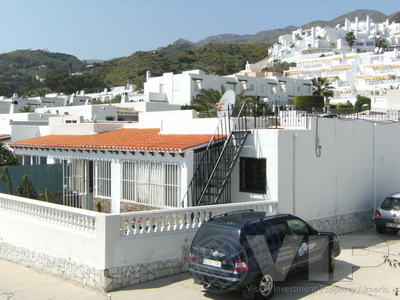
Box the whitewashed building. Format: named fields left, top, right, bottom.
left=143, top=69, right=312, bottom=106
left=284, top=49, right=400, bottom=105
left=267, top=16, right=400, bottom=65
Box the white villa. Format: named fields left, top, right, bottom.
left=143, top=69, right=313, bottom=106
left=3, top=104, right=400, bottom=291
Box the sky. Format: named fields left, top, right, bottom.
left=0, top=0, right=398, bottom=60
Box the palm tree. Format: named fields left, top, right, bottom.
left=345, top=31, right=356, bottom=48
left=19, top=105, right=34, bottom=113
left=311, top=77, right=334, bottom=99
left=193, top=86, right=226, bottom=117
left=375, top=37, right=387, bottom=49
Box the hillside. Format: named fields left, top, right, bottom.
left=0, top=8, right=398, bottom=96
left=0, top=50, right=85, bottom=95
left=91, top=42, right=269, bottom=88
left=390, top=11, right=400, bottom=23
left=180, top=9, right=389, bottom=45
left=302, top=9, right=387, bottom=29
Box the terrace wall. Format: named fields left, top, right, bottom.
left=0, top=193, right=277, bottom=291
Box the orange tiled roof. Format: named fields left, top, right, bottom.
left=0, top=134, right=10, bottom=140
left=10, top=128, right=218, bottom=152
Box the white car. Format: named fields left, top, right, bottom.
left=374, top=193, right=400, bottom=233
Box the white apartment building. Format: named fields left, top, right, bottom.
left=267, top=16, right=400, bottom=65
left=143, top=69, right=312, bottom=106
left=284, top=49, right=400, bottom=104
left=84, top=84, right=143, bottom=102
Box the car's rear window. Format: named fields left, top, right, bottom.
left=192, top=223, right=242, bottom=250
left=381, top=197, right=400, bottom=210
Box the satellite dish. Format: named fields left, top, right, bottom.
left=216, top=90, right=236, bottom=117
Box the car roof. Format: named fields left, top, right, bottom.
left=387, top=193, right=400, bottom=198
left=208, top=211, right=292, bottom=229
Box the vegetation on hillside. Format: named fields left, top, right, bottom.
left=0, top=43, right=268, bottom=96
left=0, top=49, right=85, bottom=95
left=262, top=62, right=296, bottom=75
left=91, top=42, right=268, bottom=89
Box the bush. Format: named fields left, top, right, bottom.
left=294, top=96, right=324, bottom=111
left=354, top=95, right=371, bottom=112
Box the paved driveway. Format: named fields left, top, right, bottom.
left=1, top=228, right=400, bottom=300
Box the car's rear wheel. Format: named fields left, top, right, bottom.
left=376, top=225, right=386, bottom=234
left=256, top=273, right=275, bottom=299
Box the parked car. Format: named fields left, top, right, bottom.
left=188, top=210, right=341, bottom=299
left=374, top=193, right=400, bottom=233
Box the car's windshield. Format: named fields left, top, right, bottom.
left=381, top=197, right=400, bottom=210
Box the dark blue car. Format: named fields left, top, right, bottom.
left=188, top=211, right=341, bottom=299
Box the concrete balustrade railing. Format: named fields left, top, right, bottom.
left=0, top=193, right=98, bottom=234
left=118, top=200, right=278, bottom=237
left=0, top=193, right=278, bottom=291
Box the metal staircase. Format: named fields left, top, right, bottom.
left=182, top=102, right=250, bottom=206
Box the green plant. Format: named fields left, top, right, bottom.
left=375, top=37, right=387, bottom=49
left=16, top=175, right=38, bottom=199
left=0, top=166, right=13, bottom=194
left=294, top=96, right=324, bottom=111
left=345, top=31, right=356, bottom=48
left=193, top=86, right=226, bottom=117
left=96, top=201, right=102, bottom=212
left=19, top=105, right=35, bottom=113
left=354, top=95, right=371, bottom=112
left=311, top=77, right=334, bottom=99
left=0, top=143, right=20, bottom=166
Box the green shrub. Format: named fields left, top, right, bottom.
left=354, top=95, right=371, bottom=112
left=294, top=96, right=324, bottom=111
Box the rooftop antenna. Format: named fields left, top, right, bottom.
left=216, top=90, right=236, bottom=117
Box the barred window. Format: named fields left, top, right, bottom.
left=94, top=160, right=111, bottom=198
left=122, top=161, right=181, bottom=208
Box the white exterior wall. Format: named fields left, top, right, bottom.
left=144, top=70, right=312, bottom=106
left=276, top=119, right=374, bottom=221
left=36, top=105, right=118, bottom=121
left=226, top=118, right=400, bottom=224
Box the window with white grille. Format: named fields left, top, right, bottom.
left=94, top=160, right=111, bottom=198
left=122, top=160, right=181, bottom=208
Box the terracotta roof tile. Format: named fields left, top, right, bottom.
left=0, top=134, right=10, bottom=140
left=10, top=128, right=220, bottom=152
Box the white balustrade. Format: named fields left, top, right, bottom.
left=0, top=193, right=97, bottom=234
left=118, top=200, right=278, bottom=237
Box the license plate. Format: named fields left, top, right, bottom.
left=203, top=258, right=222, bottom=268
left=387, top=223, right=400, bottom=228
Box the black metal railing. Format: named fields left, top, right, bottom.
left=182, top=102, right=250, bottom=207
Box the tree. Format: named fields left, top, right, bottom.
left=354, top=95, right=371, bottom=112
left=193, top=86, right=226, bottom=117
left=375, top=37, right=387, bottom=49
left=345, top=32, right=356, bottom=48
left=311, top=77, right=334, bottom=99
left=0, top=143, right=20, bottom=166
left=0, top=83, right=14, bottom=98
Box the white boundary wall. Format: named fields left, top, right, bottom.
left=0, top=193, right=277, bottom=291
